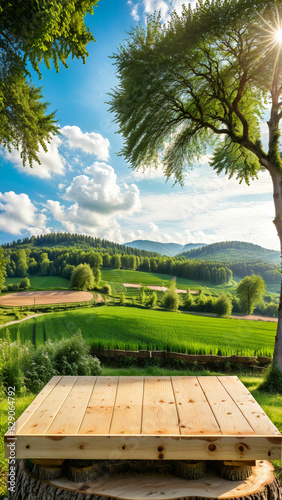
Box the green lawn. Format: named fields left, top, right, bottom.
left=101, top=268, right=237, bottom=296
left=4, top=275, right=70, bottom=290
left=2, top=305, right=276, bottom=356
left=0, top=371, right=281, bottom=497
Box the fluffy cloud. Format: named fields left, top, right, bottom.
left=128, top=0, right=140, bottom=21
left=47, top=162, right=140, bottom=239
left=3, top=136, right=66, bottom=179
left=0, top=192, right=48, bottom=235
left=61, top=126, right=110, bottom=161
left=129, top=0, right=197, bottom=22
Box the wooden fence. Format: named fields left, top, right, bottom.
left=91, top=347, right=272, bottom=368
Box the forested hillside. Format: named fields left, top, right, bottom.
left=178, top=241, right=280, bottom=265
left=1, top=233, right=280, bottom=286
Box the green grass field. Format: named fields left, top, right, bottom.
left=1, top=305, right=276, bottom=356
left=101, top=268, right=238, bottom=296
left=4, top=275, right=70, bottom=290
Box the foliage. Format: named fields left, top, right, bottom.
left=184, top=289, right=194, bottom=309
left=0, top=0, right=99, bottom=167
left=261, top=364, right=282, bottom=393
left=0, top=330, right=30, bottom=394
left=214, top=293, right=233, bottom=317
left=162, top=280, right=179, bottom=311
left=147, top=291, right=157, bottom=308
left=101, top=283, right=111, bottom=294
left=119, top=293, right=126, bottom=305
left=237, top=275, right=266, bottom=314
left=53, top=332, right=102, bottom=377
left=70, top=263, right=95, bottom=290
left=0, top=249, right=6, bottom=291
left=22, top=332, right=102, bottom=392
left=139, top=286, right=146, bottom=305
left=19, top=277, right=30, bottom=290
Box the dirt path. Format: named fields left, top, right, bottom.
left=183, top=311, right=278, bottom=322
left=0, top=313, right=47, bottom=329
left=0, top=290, right=95, bottom=306
left=123, top=283, right=196, bottom=294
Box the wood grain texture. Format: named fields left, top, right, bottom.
left=171, top=376, right=221, bottom=435
left=218, top=376, right=281, bottom=435
left=5, top=376, right=282, bottom=460
left=79, top=376, right=118, bottom=434
left=18, top=376, right=77, bottom=435
left=46, top=376, right=96, bottom=435
left=11, top=435, right=282, bottom=460
left=142, top=377, right=179, bottom=434
left=198, top=376, right=254, bottom=435
left=110, top=377, right=144, bottom=434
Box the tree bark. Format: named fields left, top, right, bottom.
left=9, top=459, right=282, bottom=500
left=270, top=168, right=282, bottom=370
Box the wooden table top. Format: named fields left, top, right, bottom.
left=5, top=376, right=282, bottom=460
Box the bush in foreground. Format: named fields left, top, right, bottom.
left=260, top=363, right=282, bottom=393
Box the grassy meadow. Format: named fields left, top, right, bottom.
left=1, top=305, right=276, bottom=356
left=4, top=275, right=70, bottom=290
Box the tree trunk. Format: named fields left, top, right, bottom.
left=270, top=169, right=282, bottom=370
left=9, top=459, right=282, bottom=500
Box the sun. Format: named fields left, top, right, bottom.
left=275, top=28, right=282, bottom=43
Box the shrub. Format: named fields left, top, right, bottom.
left=214, top=293, right=232, bottom=317
left=119, top=293, right=126, bottom=305
left=261, top=364, right=282, bottom=393
left=147, top=292, right=157, bottom=308
left=0, top=330, right=31, bottom=394
left=139, top=287, right=146, bottom=305
left=54, top=332, right=102, bottom=376
left=102, top=284, right=111, bottom=295
left=25, top=340, right=57, bottom=392
left=162, top=281, right=179, bottom=311
left=19, top=277, right=30, bottom=290
left=184, top=289, right=194, bottom=310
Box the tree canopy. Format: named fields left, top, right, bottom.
left=0, top=0, right=98, bottom=167
left=0, top=248, right=6, bottom=290
left=109, top=0, right=282, bottom=184
left=237, top=275, right=266, bottom=314
left=109, top=0, right=282, bottom=372
left=70, top=263, right=95, bottom=290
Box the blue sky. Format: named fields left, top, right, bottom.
left=0, top=0, right=278, bottom=249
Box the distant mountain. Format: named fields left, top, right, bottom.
left=177, top=241, right=280, bottom=265
left=124, top=240, right=206, bottom=257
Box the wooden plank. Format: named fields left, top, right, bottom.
left=11, top=376, right=62, bottom=434
left=218, top=376, right=281, bottom=436
left=79, top=376, right=118, bottom=435
left=18, top=376, right=77, bottom=435
left=110, top=377, right=144, bottom=434
left=198, top=376, right=254, bottom=435
left=142, top=377, right=179, bottom=435
left=11, top=435, right=282, bottom=460
left=46, top=377, right=96, bottom=435
left=171, top=376, right=221, bottom=436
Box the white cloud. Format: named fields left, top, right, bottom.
left=133, top=0, right=197, bottom=22
left=47, top=162, right=140, bottom=239
left=0, top=192, right=48, bottom=235
left=128, top=0, right=140, bottom=21
left=3, top=136, right=66, bottom=179
left=60, top=125, right=110, bottom=161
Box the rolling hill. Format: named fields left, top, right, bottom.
left=177, top=241, right=280, bottom=265
left=124, top=240, right=206, bottom=257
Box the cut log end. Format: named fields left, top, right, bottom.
left=9, top=459, right=282, bottom=500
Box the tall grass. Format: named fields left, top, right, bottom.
left=1, top=306, right=275, bottom=357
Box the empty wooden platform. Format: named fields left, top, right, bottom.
left=5, top=376, right=282, bottom=460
